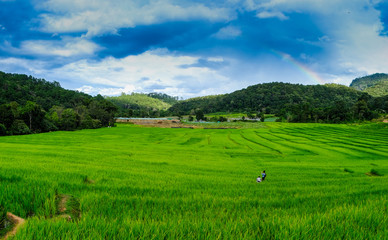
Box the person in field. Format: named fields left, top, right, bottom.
left=256, top=176, right=261, bottom=183
left=262, top=170, right=266, bottom=181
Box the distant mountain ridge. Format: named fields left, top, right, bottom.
left=350, top=73, right=388, bottom=97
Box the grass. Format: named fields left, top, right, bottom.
left=367, top=169, right=384, bottom=176
left=202, top=112, right=279, bottom=122
left=0, top=123, right=387, bottom=239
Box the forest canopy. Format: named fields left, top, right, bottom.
left=168, top=82, right=388, bottom=123
left=0, top=71, right=117, bottom=135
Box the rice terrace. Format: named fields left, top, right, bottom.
left=0, top=122, right=387, bottom=239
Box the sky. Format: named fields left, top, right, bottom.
left=0, top=0, right=388, bottom=99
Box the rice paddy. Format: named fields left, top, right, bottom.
left=0, top=123, right=387, bottom=239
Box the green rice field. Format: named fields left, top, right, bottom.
left=0, top=123, right=387, bottom=239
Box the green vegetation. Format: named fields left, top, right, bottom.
left=0, top=71, right=90, bottom=110
left=168, top=82, right=385, bottom=123
left=106, top=93, right=176, bottom=118
left=205, top=112, right=247, bottom=119
left=0, top=72, right=118, bottom=135
left=0, top=123, right=387, bottom=239
left=363, top=80, right=388, bottom=97
left=201, top=113, right=276, bottom=122
left=350, top=73, right=388, bottom=93
left=368, top=169, right=383, bottom=176
left=169, top=82, right=365, bottom=115
left=147, top=92, right=179, bottom=105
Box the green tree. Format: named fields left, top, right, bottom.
left=21, top=101, right=45, bottom=132
left=61, top=109, right=80, bottom=130
left=88, top=99, right=118, bottom=126
left=259, top=112, right=265, bottom=122
left=195, top=109, right=205, bottom=121
left=354, top=100, right=370, bottom=121
left=0, top=104, right=14, bottom=129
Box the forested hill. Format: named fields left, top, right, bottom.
left=0, top=71, right=90, bottom=110
left=147, top=92, right=179, bottom=105
left=106, top=93, right=177, bottom=118
left=0, top=71, right=117, bottom=135
left=169, top=82, right=363, bottom=115
left=350, top=73, right=388, bottom=97
left=168, top=82, right=387, bottom=123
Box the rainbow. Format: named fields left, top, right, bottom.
left=270, top=49, right=325, bottom=85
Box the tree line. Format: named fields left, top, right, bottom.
left=0, top=72, right=117, bottom=135
left=168, top=82, right=388, bottom=123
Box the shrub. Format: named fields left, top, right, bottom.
left=218, top=116, right=228, bottom=122
left=209, top=117, right=218, bottom=122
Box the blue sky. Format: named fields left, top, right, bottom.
left=1, top=0, right=388, bottom=98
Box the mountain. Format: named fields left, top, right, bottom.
left=362, top=81, right=388, bottom=97
left=350, top=73, right=388, bottom=97
left=169, top=82, right=363, bottom=115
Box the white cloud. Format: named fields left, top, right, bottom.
left=0, top=57, right=50, bottom=75
left=0, top=50, right=240, bottom=98
left=256, top=11, right=288, bottom=20
left=333, top=21, right=388, bottom=78
left=18, top=37, right=101, bottom=57
left=77, top=85, right=139, bottom=96
left=37, top=0, right=234, bottom=36
left=212, top=26, right=242, bottom=39
left=40, top=49, right=231, bottom=98
left=2, top=37, right=100, bottom=57
left=255, top=0, right=366, bottom=14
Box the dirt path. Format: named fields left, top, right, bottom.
left=2, top=194, right=79, bottom=239
left=56, top=195, right=72, bottom=221
left=4, top=212, right=25, bottom=240
left=58, top=195, right=70, bottom=213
